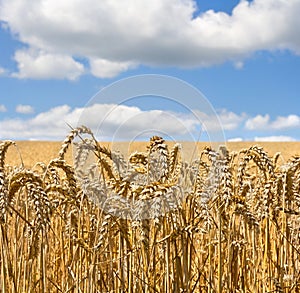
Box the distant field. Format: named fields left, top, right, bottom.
left=6, top=140, right=300, bottom=167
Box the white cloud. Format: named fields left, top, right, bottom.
left=0, top=104, right=202, bottom=140
left=217, top=109, right=247, bottom=130
left=15, top=104, right=34, bottom=114
left=70, top=104, right=202, bottom=140
left=0, top=104, right=7, bottom=112
left=0, top=67, right=6, bottom=75
left=254, top=135, right=297, bottom=142
left=1, top=105, right=299, bottom=141
left=194, top=109, right=246, bottom=132
left=228, top=137, right=243, bottom=142
left=0, top=105, right=71, bottom=140
left=1, top=0, right=300, bottom=79
left=245, top=114, right=300, bottom=130
left=271, top=115, right=300, bottom=129
left=245, top=114, right=270, bottom=130
left=89, top=58, right=136, bottom=78
left=12, top=49, right=85, bottom=80
left=234, top=61, right=244, bottom=70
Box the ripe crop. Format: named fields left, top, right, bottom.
left=1, top=126, right=300, bottom=292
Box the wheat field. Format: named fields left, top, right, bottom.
left=1, top=126, right=300, bottom=292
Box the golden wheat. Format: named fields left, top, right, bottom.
left=0, top=128, right=300, bottom=292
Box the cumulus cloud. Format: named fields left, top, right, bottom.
left=89, top=58, right=136, bottom=78
left=234, top=61, right=244, bottom=70
left=73, top=103, right=200, bottom=140
left=271, top=115, right=300, bottom=129
left=0, top=105, right=71, bottom=139
left=1, top=0, right=300, bottom=79
left=1, top=104, right=299, bottom=141
left=245, top=114, right=270, bottom=130
left=0, top=103, right=248, bottom=140
left=194, top=109, right=246, bottom=132
left=228, top=137, right=243, bottom=142
left=12, top=49, right=85, bottom=80
left=217, top=109, right=247, bottom=130
left=0, top=67, right=6, bottom=76
left=0, top=104, right=7, bottom=112
left=0, top=104, right=204, bottom=140
left=15, top=104, right=35, bottom=114
left=254, top=136, right=297, bottom=142
left=245, top=114, right=300, bottom=130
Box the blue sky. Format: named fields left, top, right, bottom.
left=0, top=0, right=300, bottom=141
